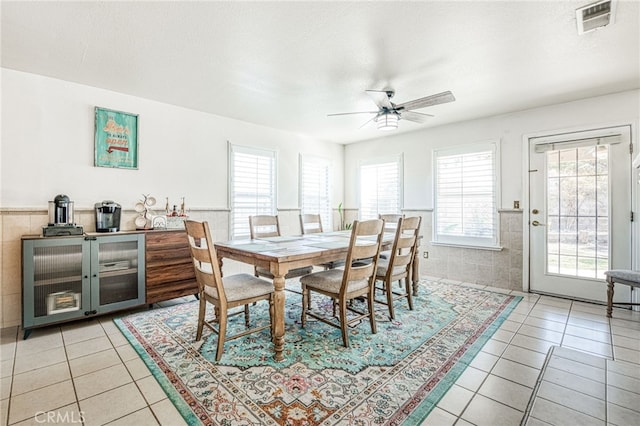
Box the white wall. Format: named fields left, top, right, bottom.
left=1, top=68, right=344, bottom=211
left=344, top=90, right=639, bottom=289
left=344, top=90, right=640, bottom=211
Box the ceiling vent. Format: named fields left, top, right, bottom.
left=576, top=0, right=616, bottom=34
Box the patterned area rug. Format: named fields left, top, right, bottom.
left=115, top=280, right=521, bottom=425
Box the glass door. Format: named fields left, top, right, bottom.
left=22, top=237, right=91, bottom=329
left=90, top=234, right=145, bottom=313
left=529, top=126, right=633, bottom=302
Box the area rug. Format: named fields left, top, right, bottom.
left=114, top=279, right=521, bottom=425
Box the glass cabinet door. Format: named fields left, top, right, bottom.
left=22, top=237, right=91, bottom=329
left=90, top=234, right=145, bottom=313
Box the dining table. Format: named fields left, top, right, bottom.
left=214, top=230, right=420, bottom=361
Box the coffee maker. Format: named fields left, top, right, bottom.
left=95, top=200, right=121, bottom=232
left=43, top=194, right=84, bottom=237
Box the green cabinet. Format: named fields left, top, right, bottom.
left=22, top=233, right=145, bottom=337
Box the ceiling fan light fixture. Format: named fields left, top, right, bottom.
left=376, top=112, right=399, bottom=131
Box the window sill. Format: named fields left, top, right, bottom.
left=430, top=241, right=504, bottom=251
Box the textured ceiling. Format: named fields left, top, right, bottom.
left=2, top=1, right=639, bottom=144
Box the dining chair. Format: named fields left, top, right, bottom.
left=378, top=214, right=404, bottom=259
left=185, top=220, right=275, bottom=361
left=299, top=213, right=323, bottom=234
left=379, top=213, right=404, bottom=233
left=300, top=219, right=385, bottom=347
left=373, top=216, right=422, bottom=319
left=249, top=215, right=281, bottom=239
left=249, top=215, right=313, bottom=279
left=300, top=213, right=344, bottom=270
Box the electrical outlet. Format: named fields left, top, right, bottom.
left=422, top=251, right=429, bottom=259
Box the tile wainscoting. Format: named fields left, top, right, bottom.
left=413, top=209, right=524, bottom=291
left=0, top=208, right=231, bottom=329
left=0, top=207, right=524, bottom=328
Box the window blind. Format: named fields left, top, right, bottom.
left=300, top=155, right=332, bottom=230
left=229, top=144, right=276, bottom=239
left=434, top=143, right=498, bottom=247
left=359, top=157, right=402, bottom=220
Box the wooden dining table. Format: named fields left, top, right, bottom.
left=214, top=230, right=420, bottom=361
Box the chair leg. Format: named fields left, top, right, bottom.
left=405, top=277, right=414, bottom=311
left=339, top=297, right=349, bottom=347
left=301, top=286, right=308, bottom=328
left=215, top=310, right=228, bottom=362
left=367, top=291, right=377, bottom=335
left=607, top=278, right=614, bottom=318
left=195, top=296, right=206, bottom=341
left=385, top=279, right=396, bottom=320
left=244, top=305, right=250, bottom=327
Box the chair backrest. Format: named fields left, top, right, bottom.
left=184, top=220, right=226, bottom=302
left=379, top=213, right=404, bottom=234
left=386, top=216, right=422, bottom=278
left=300, top=214, right=324, bottom=235
left=341, top=219, right=385, bottom=294
left=249, top=215, right=280, bottom=239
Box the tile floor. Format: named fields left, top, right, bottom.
left=522, top=345, right=640, bottom=426
left=1, top=279, right=639, bottom=426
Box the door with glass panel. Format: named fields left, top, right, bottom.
left=529, top=126, right=632, bottom=302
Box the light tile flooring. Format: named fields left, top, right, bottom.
left=1, top=280, right=639, bottom=426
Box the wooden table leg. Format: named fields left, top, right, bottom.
left=272, top=271, right=286, bottom=362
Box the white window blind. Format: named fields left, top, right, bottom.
left=229, top=144, right=276, bottom=239
left=434, top=142, right=499, bottom=247
left=300, top=155, right=332, bottom=230
left=359, top=157, right=403, bottom=220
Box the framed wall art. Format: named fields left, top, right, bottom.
left=94, top=107, right=139, bottom=169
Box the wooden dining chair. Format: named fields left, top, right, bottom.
left=300, top=219, right=384, bottom=347
left=299, top=213, right=323, bottom=234
left=249, top=215, right=313, bottom=279
left=184, top=220, right=275, bottom=361
left=249, top=215, right=281, bottom=239
left=378, top=214, right=404, bottom=259
left=373, top=216, right=422, bottom=319
left=300, top=213, right=344, bottom=270
left=379, top=213, right=404, bottom=233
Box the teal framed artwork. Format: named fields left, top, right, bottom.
left=94, top=107, right=139, bottom=169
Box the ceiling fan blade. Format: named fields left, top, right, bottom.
left=366, top=90, right=393, bottom=109
left=327, top=111, right=378, bottom=117
left=401, top=110, right=434, bottom=123
left=395, top=91, right=456, bottom=111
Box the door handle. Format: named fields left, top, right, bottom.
left=531, top=220, right=546, bottom=226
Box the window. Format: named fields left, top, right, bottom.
left=229, top=144, right=276, bottom=239
left=300, top=155, right=332, bottom=230
left=359, top=156, right=403, bottom=220
left=433, top=141, right=500, bottom=248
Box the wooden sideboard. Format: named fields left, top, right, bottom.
left=145, top=230, right=198, bottom=304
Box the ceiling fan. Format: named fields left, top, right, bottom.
left=328, top=89, right=456, bottom=131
